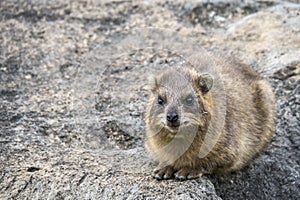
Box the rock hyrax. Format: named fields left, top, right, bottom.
left=145, top=55, right=275, bottom=181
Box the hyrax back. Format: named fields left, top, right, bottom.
left=145, top=56, right=275, bottom=181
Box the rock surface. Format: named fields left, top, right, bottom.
left=0, top=0, right=299, bottom=199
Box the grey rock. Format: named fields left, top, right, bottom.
left=0, top=147, right=220, bottom=199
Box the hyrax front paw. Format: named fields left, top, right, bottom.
left=152, top=165, right=175, bottom=180
left=174, top=168, right=203, bottom=181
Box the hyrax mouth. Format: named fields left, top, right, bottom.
left=167, top=122, right=180, bottom=128
left=166, top=127, right=179, bottom=134
left=166, top=122, right=180, bottom=133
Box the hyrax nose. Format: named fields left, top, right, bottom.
left=167, top=111, right=179, bottom=123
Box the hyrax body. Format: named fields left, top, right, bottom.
left=145, top=55, right=275, bottom=181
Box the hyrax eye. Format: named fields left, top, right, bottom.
left=185, top=96, right=194, bottom=105
left=157, top=96, right=164, bottom=105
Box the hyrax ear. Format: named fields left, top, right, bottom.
left=198, top=73, right=213, bottom=94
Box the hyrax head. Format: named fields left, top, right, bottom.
left=146, top=66, right=213, bottom=134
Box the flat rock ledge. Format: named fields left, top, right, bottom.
left=1, top=147, right=219, bottom=200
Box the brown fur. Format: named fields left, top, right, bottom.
left=145, top=55, right=275, bottom=180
